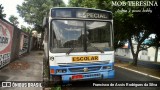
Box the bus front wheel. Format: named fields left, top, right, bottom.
left=50, top=75, right=62, bottom=85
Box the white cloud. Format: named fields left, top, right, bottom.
left=63, top=0, right=69, bottom=5
left=0, top=0, right=31, bottom=28
left=0, top=0, right=69, bottom=28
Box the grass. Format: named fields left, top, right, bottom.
left=51, top=86, right=62, bottom=90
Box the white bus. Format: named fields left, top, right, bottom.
left=43, top=7, right=115, bottom=84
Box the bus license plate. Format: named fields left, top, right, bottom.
left=71, top=74, right=83, bottom=80
left=72, top=56, right=99, bottom=62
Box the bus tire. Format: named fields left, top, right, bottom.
left=50, top=75, right=62, bottom=85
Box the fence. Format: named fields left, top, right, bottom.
left=0, top=18, right=34, bottom=68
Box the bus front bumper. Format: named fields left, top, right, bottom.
left=61, top=70, right=114, bottom=83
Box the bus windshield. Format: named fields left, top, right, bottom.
left=50, top=20, right=112, bottom=53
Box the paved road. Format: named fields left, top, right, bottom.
left=64, top=67, right=160, bottom=90
left=0, top=51, right=43, bottom=90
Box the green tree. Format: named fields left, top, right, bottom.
left=147, top=0, right=160, bottom=62
left=9, top=15, right=19, bottom=26
left=17, top=0, right=65, bottom=28
left=69, top=0, right=158, bottom=66
left=126, top=13, right=153, bottom=66
left=69, top=0, right=112, bottom=10
left=17, top=0, right=65, bottom=49
left=69, top=0, right=97, bottom=8
left=21, top=25, right=32, bottom=33
left=0, top=4, right=6, bottom=19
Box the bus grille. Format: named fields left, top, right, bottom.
left=69, top=66, right=101, bottom=72
left=58, top=61, right=109, bottom=67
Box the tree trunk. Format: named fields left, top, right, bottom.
left=128, top=37, right=140, bottom=66
left=132, top=54, right=138, bottom=66
left=154, top=46, right=159, bottom=62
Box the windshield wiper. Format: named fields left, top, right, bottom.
left=87, top=38, right=104, bottom=53
left=66, top=47, right=74, bottom=55
left=66, top=40, right=104, bottom=55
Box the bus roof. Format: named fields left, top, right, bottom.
left=50, top=7, right=112, bottom=14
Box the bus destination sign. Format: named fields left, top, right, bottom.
left=76, top=12, right=108, bottom=19
left=51, top=8, right=112, bottom=20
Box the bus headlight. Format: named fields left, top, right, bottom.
left=56, top=69, right=67, bottom=73
left=103, top=66, right=111, bottom=69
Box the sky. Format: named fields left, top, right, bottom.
left=0, top=0, right=69, bottom=28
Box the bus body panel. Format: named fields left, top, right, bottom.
left=48, top=51, right=115, bottom=82
left=49, top=51, right=114, bottom=66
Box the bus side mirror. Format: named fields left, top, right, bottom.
left=43, top=17, right=48, bottom=27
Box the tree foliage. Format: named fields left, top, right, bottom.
left=70, top=0, right=97, bottom=8
left=21, top=25, right=32, bottom=33
left=17, top=0, right=65, bottom=50
left=69, top=0, right=160, bottom=66
left=9, top=15, right=19, bottom=26
left=147, top=0, right=160, bottom=62
left=0, top=4, right=6, bottom=19
left=17, top=0, right=65, bottom=32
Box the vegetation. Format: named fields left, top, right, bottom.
left=17, top=0, right=65, bottom=49
left=69, top=0, right=160, bottom=66
left=149, top=2, right=160, bottom=62
left=0, top=4, right=6, bottom=19
left=17, top=0, right=65, bottom=32
left=21, top=25, right=32, bottom=33
left=9, top=15, right=19, bottom=26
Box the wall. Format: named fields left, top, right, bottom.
left=115, top=48, right=132, bottom=58
left=0, top=19, right=14, bottom=68
left=0, top=19, right=32, bottom=68
left=19, top=32, right=29, bottom=56
left=115, top=47, right=160, bottom=62
left=10, top=26, right=21, bottom=61
left=158, top=49, right=160, bottom=60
